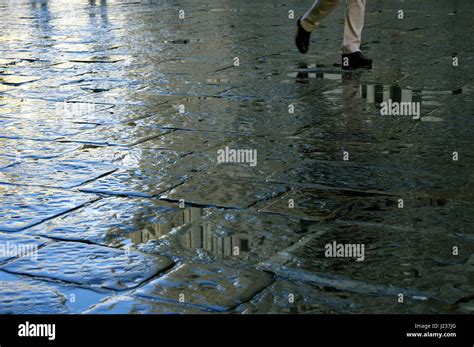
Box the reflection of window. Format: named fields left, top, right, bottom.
left=360, top=84, right=422, bottom=104
left=199, top=226, right=204, bottom=249
left=240, top=239, right=249, bottom=252
left=183, top=209, right=191, bottom=223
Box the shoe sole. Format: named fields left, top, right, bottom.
left=342, top=65, right=372, bottom=71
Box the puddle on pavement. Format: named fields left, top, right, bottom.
left=287, top=63, right=470, bottom=109
left=128, top=206, right=305, bottom=265
left=128, top=207, right=254, bottom=260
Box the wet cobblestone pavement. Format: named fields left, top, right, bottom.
left=0, top=0, right=473, bottom=314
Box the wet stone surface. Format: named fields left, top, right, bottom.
left=24, top=197, right=185, bottom=247
left=2, top=242, right=174, bottom=291
left=237, top=279, right=452, bottom=314
left=0, top=0, right=472, bottom=313
left=0, top=184, right=98, bottom=232
left=0, top=156, right=16, bottom=169
left=1, top=118, right=98, bottom=141
left=132, top=207, right=307, bottom=266
left=63, top=124, right=171, bottom=147
left=282, top=224, right=474, bottom=305
left=0, top=280, right=68, bottom=314
left=0, top=270, right=111, bottom=313
left=138, top=129, right=231, bottom=153
left=84, top=295, right=209, bottom=314
left=162, top=176, right=288, bottom=209
left=0, top=159, right=116, bottom=189
left=0, top=233, right=49, bottom=263
left=0, top=138, right=80, bottom=159
left=134, top=263, right=274, bottom=312
left=259, top=188, right=356, bottom=221
left=77, top=148, right=188, bottom=197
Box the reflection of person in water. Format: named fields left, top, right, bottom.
left=295, top=0, right=372, bottom=70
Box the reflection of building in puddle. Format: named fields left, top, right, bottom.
left=129, top=207, right=252, bottom=257
left=290, top=63, right=468, bottom=106
left=181, top=224, right=251, bottom=257
left=129, top=207, right=204, bottom=244
left=360, top=84, right=421, bottom=105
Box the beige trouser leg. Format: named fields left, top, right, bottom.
left=342, top=0, right=366, bottom=54
left=300, top=0, right=366, bottom=54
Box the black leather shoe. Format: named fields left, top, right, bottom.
left=341, top=51, right=372, bottom=70
left=295, top=18, right=311, bottom=54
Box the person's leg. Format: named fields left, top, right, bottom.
left=342, top=0, right=366, bottom=54
left=341, top=0, right=372, bottom=70
left=300, top=0, right=341, bottom=32
left=295, top=0, right=340, bottom=54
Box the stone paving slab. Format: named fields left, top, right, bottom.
left=2, top=241, right=174, bottom=291
left=238, top=279, right=362, bottom=314
left=59, top=144, right=129, bottom=165
left=237, top=279, right=451, bottom=314
left=0, top=232, right=49, bottom=263
left=68, top=86, right=153, bottom=106
left=134, top=263, right=274, bottom=312
left=0, top=280, right=68, bottom=314
left=117, top=147, right=185, bottom=168
left=337, top=195, right=474, bottom=234
left=84, top=295, right=209, bottom=314
left=138, top=96, right=286, bottom=134
left=203, top=136, right=305, bottom=182
left=0, top=58, right=16, bottom=66
left=137, top=78, right=229, bottom=98
left=259, top=188, right=357, bottom=221
left=138, top=130, right=230, bottom=153
left=0, top=138, right=80, bottom=159
left=0, top=97, right=112, bottom=121
left=280, top=224, right=474, bottom=305
left=0, top=84, right=14, bottom=93
left=0, top=159, right=116, bottom=189
left=66, top=102, right=170, bottom=125
left=161, top=176, right=288, bottom=209
left=1, top=118, right=98, bottom=141
left=24, top=197, right=184, bottom=247
left=0, top=184, right=98, bottom=232
left=0, top=75, right=40, bottom=86
left=62, top=123, right=171, bottom=147
left=79, top=168, right=186, bottom=198
left=0, top=269, right=111, bottom=314
left=2, top=83, right=86, bottom=103
left=160, top=151, right=220, bottom=179
left=268, top=159, right=465, bottom=196
left=0, top=155, right=16, bottom=169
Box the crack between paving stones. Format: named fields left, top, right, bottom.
left=227, top=274, right=277, bottom=313
left=0, top=241, right=53, bottom=267
left=247, top=187, right=290, bottom=209
left=78, top=189, right=154, bottom=199
left=213, top=65, right=235, bottom=73
left=158, top=197, right=244, bottom=211
left=0, top=248, right=176, bottom=294
left=72, top=168, right=119, bottom=188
